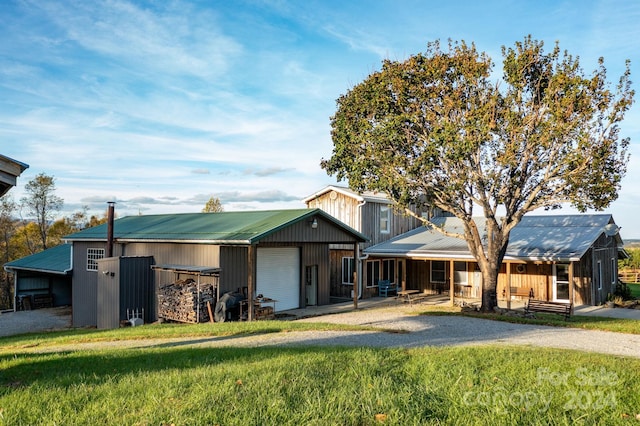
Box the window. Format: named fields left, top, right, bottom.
left=342, top=257, right=355, bottom=285
left=366, top=260, right=380, bottom=287
left=87, top=248, right=105, bottom=271
left=611, top=258, right=617, bottom=288
left=597, top=260, right=603, bottom=290
left=454, top=261, right=468, bottom=285
left=431, top=260, right=446, bottom=283
left=382, top=259, right=395, bottom=284
left=380, top=205, right=390, bottom=234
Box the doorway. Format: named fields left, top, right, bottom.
left=553, top=263, right=570, bottom=302
left=306, top=265, right=318, bottom=306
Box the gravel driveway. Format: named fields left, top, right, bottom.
left=4, top=305, right=639, bottom=359
left=0, top=306, right=72, bottom=337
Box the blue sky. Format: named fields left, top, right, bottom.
left=1, top=0, right=639, bottom=237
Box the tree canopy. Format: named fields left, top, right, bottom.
left=202, top=196, right=224, bottom=213
left=20, top=173, right=63, bottom=250
left=322, top=37, right=634, bottom=311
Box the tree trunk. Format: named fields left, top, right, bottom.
left=480, top=266, right=499, bottom=312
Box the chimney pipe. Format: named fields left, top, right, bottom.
left=107, top=201, right=115, bottom=257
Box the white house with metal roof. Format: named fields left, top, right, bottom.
left=364, top=214, right=625, bottom=306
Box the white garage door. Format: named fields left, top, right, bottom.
left=257, top=247, right=300, bottom=312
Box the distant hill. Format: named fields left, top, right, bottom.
left=625, top=240, right=640, bottom=249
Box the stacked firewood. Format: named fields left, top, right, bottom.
left=157, top=278, right=216, bottom=323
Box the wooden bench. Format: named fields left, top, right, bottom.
left=32, top=294, right=54, bottom=309
left=525, top=299, right=572, bottom=320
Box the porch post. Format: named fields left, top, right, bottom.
left=506, top=262, right=511, bottom=310
left=568, top=261, right=575, bottom=312
left=449, top=259, right=454, bottom=307
left=247, top=244, right=256, bottom=321
left=353, top=242, right=359, bottom=309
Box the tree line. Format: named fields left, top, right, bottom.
left=0, top=173, right=108, bottom=310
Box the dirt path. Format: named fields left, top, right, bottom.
left=5, top=306, right=640, bottom=359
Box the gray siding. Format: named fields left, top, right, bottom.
left=124, top=242, right=220, bottom=292
left=220, top=246, right=248, bottom=295
left=301, top=244, right=330, bottom=305
left=97, top=256, right=155, bottom=329
left=72, top=241, right=108, bottom=327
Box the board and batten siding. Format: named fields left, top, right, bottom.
left=306, top=189, right=423, bottom=247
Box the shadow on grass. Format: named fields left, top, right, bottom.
left=0, top=345, right=356, bottom=389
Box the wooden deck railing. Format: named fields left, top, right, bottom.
left=619, top=269, right=640, bottom=283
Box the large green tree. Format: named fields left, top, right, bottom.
left=322, top=37, right=634, bottom=311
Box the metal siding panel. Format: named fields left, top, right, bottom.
left=302, top=244, right=331, bottom=305
left=97, top=257, right=120, bottom=329
left=119, top=257, right=155, bottom=323
left=72, top=242, right=105, bottom=327
left=220, top=246, right=248, bottom=294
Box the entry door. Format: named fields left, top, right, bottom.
left=306, top=265, right=318, bottom=306
left=553, top=263, right=570, bottom=302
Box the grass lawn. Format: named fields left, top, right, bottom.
left=628, top=283, right=640, bottom=299
left=1, top=320, right=640, bottom=425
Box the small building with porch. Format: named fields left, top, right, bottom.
left=364, top=214, right=625, bottom=307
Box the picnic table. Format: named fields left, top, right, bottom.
left=397, top=289, right=421, bottom=304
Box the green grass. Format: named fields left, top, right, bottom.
left=1, top=313, right=639, bottom=424
left=1, top=344, right=639, bottom=425
left=427, top=311, right=640, bottom=335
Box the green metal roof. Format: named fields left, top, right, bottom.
left=4, top=244, right=72, bottom=275
left=64, top=208, right=367, bottom=244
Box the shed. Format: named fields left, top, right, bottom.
left=4, top=244, right=72, bottom=311
left=96, top=256, right=155, bottom=329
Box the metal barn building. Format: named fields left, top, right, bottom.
left=64, top=208, right=366, bottom=327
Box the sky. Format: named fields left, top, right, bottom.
left=1, top=0, right=639, bottom=237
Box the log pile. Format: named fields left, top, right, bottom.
left=158, top=278, right=216, bottom=323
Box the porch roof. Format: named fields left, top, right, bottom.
left=3, top=244, right=72, bottom=275
left=365, top=214, right=621, bottom=262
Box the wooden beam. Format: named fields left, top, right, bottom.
left=449, top=260, right=454, bottom=306
left=247, top=245, right=256, bottom=321
left=506, top=262, right=511, bottom=310
left=568, top=261, right=574, bottom=312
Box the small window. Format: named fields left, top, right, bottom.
left=431, top=260, right=446, bottom=283
left=87, top=248, right=105, bottom=271
left=611, top=258, right=617, bottom=287
left=342, top=257, right=355, bottom=285
left=454, top=261, right=467, bottom=285
left=380, top=205, right=390, bottom=234
left=597, top=260, right=603, bottom=290
left=366, top=260, right=380, bottom=287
